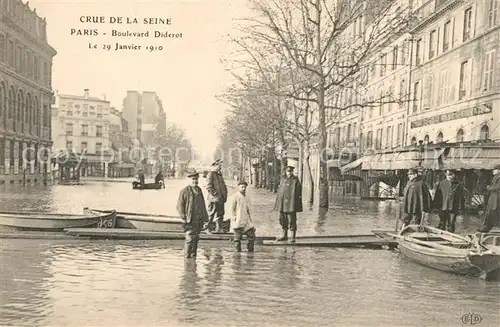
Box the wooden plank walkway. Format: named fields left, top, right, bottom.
left=263, top=234, right=398, bottom=249
left=64, top=228, right=275, bottom=242
left=0, top=231, right=90, bottom=240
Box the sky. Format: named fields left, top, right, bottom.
left=28, top=0, right=251, bottom=161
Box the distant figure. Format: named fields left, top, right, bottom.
left=205, top=159, right=228, bottom=233
left=478, top=169, right=500, bottom=232
left=432, top=169, right=466, bottom=232
left=402, top=168, right=432, bottom=228
left=176, top=171, right=209, bottom=259
left=155, top=171, right=165, bottom=188
left=229, top=180, right=256, bottom=252
left=274, top=165, right=303, bottom=242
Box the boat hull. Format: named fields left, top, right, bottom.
left=0, top=211, right=116, bottom=232
left=394, top=225, right=500, bottom=280
left=132, top=182, right=163, bottom=190
left=88, top=209, right=183, bottom=232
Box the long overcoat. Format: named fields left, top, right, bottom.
left=403, top=176, right=431, bottom=215
left=206, top=170, right=228, bottom=203
left=274, top=175, right=303, bottom=213
left=432, top=179, right=466, bottom=213
left=486, top=173, right=500, bottom=213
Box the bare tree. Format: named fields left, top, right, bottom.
left=227, top=0, right=412, bottom=208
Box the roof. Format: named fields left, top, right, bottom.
left=58, top=94, right=110, bottom=103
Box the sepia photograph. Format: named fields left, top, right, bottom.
left=0, top=0, right=499, bottom=326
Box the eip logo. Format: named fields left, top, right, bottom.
left=461, top=313, right=483, bottom=325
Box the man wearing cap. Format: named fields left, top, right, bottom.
left=229, top=180, right=256, bottom=252
left=478, top=168, right=500, bottom=232
left=402, top=168, right=432, bottom=228
left=205, top=159, right=228, bottom=232
left=176, top=171, right=209, bottom=259
left=432, top=169, right=466, bottom=232
left=274, top=164, right=303, bottom=242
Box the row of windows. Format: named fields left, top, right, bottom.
left=410, top=125, right=490, bottom=145
left=412, top=50, right=496, bottom=113
left=0, top=33, right=52, bottom=87
left=65, top=124, right=104, bottom=137
left=0, top=140, right=48, bottom=169
left=65, top=141, right=102, bottom=154
left=0, top=81, right=50, bottom=129
left=329, top=123, right=491, bottom=150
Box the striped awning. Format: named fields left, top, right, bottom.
left=442, top=147, right=500, bottom=170
left=421, top=148, right=446, bottom=170
left=361, top=154, right=383, bottom=170
left=340, top=156, right=364, bottom=173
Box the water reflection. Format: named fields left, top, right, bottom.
left=178, top=260, right=202, bottom=317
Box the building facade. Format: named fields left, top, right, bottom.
left=408, top=0, right=500, bottom=145
left=122, top=90, right=167, bottom=147
left=51, top=90, right=113, bottom=177
left=0, top=0, right=56, bottom=185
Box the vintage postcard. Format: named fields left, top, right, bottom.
left=0, top=0, right=499, bottom=326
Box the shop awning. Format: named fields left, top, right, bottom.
left=361, top=154, right=383, bottom=170
left=442, top=147, right=500, bottom=170
left=421, top=148, right=446, bottom=170
left=390, top=151, right=422, bottom=170
left=340, top=156, right=364, bottom=173
left=369, top=152, right=400, bottom=170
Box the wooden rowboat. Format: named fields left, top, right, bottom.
left=0, top=210, right=116, bottom=231
left=386, top=225, right=500, bottom=280
left=85, top=208, right=183, bottom=231
left=132, top=181, right=163, bottom=190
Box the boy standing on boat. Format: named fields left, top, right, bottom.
left=205, top=159, right=228, bottom=233
left=229, top=180, right=256, bottom=252
left=177, top=171, right=209, bottom=259
left=402, top=168, right=431, bottom=228
left=432, top=169, right=466, bottom=232
left=274, top=163, right=303, bottom=242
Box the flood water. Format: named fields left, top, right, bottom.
left=0, top=179, right=499, bottom=327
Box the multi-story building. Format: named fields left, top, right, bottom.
left=408, top=0, right=499, bottom=145
left=0, top=0, right=56, bottom=185
left=108, top=107, right=134, bottom=177
left=122, top=90, right=167, bottom=147
left=51, top=89, right=112, bottom=177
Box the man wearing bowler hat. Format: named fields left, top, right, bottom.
left=205, top=159, right=228, bottom=232
left=177, top=170, right=209, bottom=259
left=274, top=161, right=303, bottom=242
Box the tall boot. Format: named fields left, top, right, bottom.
left=276, top=229, right=288, bottom=241
left=215, top=219, right=223, bottom=233
left=290, top=230, right=296, bottom=243
left=235, top=241, right=242, bottom=252
left=247, top=241, right=254, bottom=252
left=191, top=241, right=198, bottom=258
left=184, top=243, right=192, bottom=258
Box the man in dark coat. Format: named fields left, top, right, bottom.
left=402, top=168, right=431, bottom=228
left=177, top=171, right=209, bottom=259
left=478, top=169, right=500, bottom=232
left=138, top=169, right=145, bottom=188
left=432, top=169, right=466, bottom=232
left=155, top=171, right=165, bottom=188
left=205, top=159, right=228, bottom=233
left=274, top=165, right=303, bottom=242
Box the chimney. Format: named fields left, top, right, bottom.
left=84, top=88, right=89, bottom=99
left=102, top=93, right=107, bottom=101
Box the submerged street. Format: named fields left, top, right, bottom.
left=0, top=180, right=499, bottom=327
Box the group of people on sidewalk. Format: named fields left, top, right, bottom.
left=402, top=167, right=500, bottom=233
left=176, top=160, right=303, bottom=259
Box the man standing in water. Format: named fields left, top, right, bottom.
left=206, top=159, right=228, bottom=233
left=177, top=171, right=209, bottom=259
left=274, top=164, right=303, bottom=242
left=402, top=168, right=431, bottom=228
left=229, top=180, right=256, bottom=252
left=478, top=168, right=500, bottom=232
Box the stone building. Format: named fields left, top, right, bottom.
left=0, top=0, right=56, bottom=185
left=51, top=90, right=113, bottom=177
